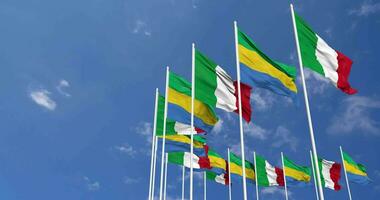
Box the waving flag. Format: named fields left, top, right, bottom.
left=206, top=171, right=229, bottom=186
left=294, top=13, right=357, bottom=94
left=237, top=28, right=298, bottom=99
left=255, top=154, right=284, bottom=187
left=195, top=49, right=252, bottom=122
left=208, top=149, right=227, bottom=174
left=283, top=155, right=311, bottom=186
left=342, top=151, right=370, bottom=185
left=318, top=158, right=342, bottom=191
left=168, top=72, right=218, bottom=132
left=168, top=151, right=211, bottom=170
left=229, top=152, right=255, bottom=181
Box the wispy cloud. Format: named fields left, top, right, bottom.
left=302, top=69, right=331, bottom=95
left=132, top=20, right=151, bottom=36
left=272, top=126, right=299, bottom=152
left=29, top=89, right=57, bottom=111
left=123, top=176, right=141, bottom=184
left=113, top=143, right=137, bottom=157
left=250, top=90, right=276, bottom=111
left=83, top=176, right=100, bottom=191
left=244, top=123, right=269, bottom=140
left=261, top=187, right=291, bottom=197
left=136, top=122, right=153, bottom=143
left=212, top=119, right=224, bottom=134
left=56, top=79, right=71, bottom=97
left=349, top=1, right=380, bottom=16
left=327, top=96, right=380, bottom=135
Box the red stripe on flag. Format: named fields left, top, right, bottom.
left=233, top=81, right=252, bottom=122
left=195, top=127, right=205, bottom=133
left=198, top=156, right=212, bottom=169
left=275, top=167, right=285, bottom=186
left=336, top=51, right=357, bottom=95
left=225, top=159, right=230, bottom=185
left=330, top=163, right=342, bottom=191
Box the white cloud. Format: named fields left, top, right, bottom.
left=83, top=176, right=100, bottom=191
left=349, top=1, right=380, bottom=16
left=132, top=20, right=151, bottom=36
left=244, top=123, right=269, bottom=140
left=212, top=119, right=223, bottom=134
left=124, top=176, right=140, bottom=184
left=250, top=90, right=275, bottom=111
left=56, top=79, right=71, bottom=97
left=327, top=96, right=380, bottom=135
left=114, top=143, right=137, bottom=157
left=261, top=187, right=291, bottom=197
left=29, top=89, right=57, bottom=111
left=271, top=126, right=299, bottom=152
left=136, top=122, right=153, bottom=143
left=302, top=68, right=331, bottom=95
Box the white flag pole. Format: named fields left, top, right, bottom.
left=182, top=165, right=185, bottom=200
left=204, top=171, right=207, bottom=200
left=281, top=152, right=289, bottom=200
left=159, top=67, right=170, bottom=200
left=310, top=150, right=320, bottom=200
left=289, top=4, right=325, bottom=200
left=253, top=152, right=259, bottom=200
left=152, top=136, right=159, bottom=200
left=340, top=146, right=353, bottom=200
left=190, top=43, right=195, bottom=200
left=148, top=89, right=159, bottom=200
left=233, top=20, right=248, bottom=200
left=163, top=153, right=168, bottom=200
left=228, top=148, right=232, bottom=200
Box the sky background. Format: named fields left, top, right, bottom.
left=0, top=0, right=380, bottom=199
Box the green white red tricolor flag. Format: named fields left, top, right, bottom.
left=295, top=13, right=357, bottom=94
left=319, top=158, right=342, bottom=191
left=255, top=154, right=284, bottom=187
left=167, top=152, right=211, bottom=169
left=206, top=171, right=229, bottom=186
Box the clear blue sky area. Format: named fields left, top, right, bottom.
left=0, top=0, right=379, bottom=199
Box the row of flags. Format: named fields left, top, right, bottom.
left=148, top=4, right=364, bottom=200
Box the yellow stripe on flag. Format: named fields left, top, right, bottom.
left=168, top=88, right=218, bottom=126
left=344, top=161, right=367, bottom=176
left=238, top=45, right=297, bottom=93
left=284, top=166, right=311, bottom=182
left=230, top=162, right=255, bottom=180
left=209, top=155, right=226, bottom=170
left=159, top=135, right=204, bottom=148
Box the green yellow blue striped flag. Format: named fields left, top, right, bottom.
left=283, top=155, right=311, bottom=187
left=342, top=151, right=370, bottom=185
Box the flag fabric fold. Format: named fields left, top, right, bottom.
left=168, top=152, right=211, bottom=170
left=237, top=28, right=298, bottom=99
left=255, top=154, right=284, bottom=187
left=206, top=171, right=229, bottom=186
left=294, top=13, right=357, bottom=94
left=229, top=152, right=255, bottom=181
left=318, top=158, right=342, bottom=191
left=195, top=50, right=252, bottom=122
left=342, top=151, right=370, bottom=185
left=283, top=155, right=311, bottom=187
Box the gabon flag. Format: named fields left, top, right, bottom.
left=294, top=13, right=357, bottom=94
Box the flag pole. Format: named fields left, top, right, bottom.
left=159, top=66, right=170, bottom=200
left=290, top=4, right=325, bottom=200
left=190, top=43, right=195, bottom=200
left=163, top=153, right=168, bottom=200
left=152, top=136, right=159, bottom=200
left=310, top=150, right=320, bottom=200
left=340, top=146, right=353, bottom=200
left=148, top=88, right=159, bottom=200
left=204, top=171, right=207, bottom=200
left=228, top=148, right=232, bottom=200
left=233, top=20, right=248, bottom=200
left=253, top=151, right=259, bottom=200
left=281, top=152, right=289, bottom=200
left=182, top=165, right=185, bottom=200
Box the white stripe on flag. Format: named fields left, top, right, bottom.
left=215, top=66, right=237, bottom=112
left=315, top=35, right=339, bottom=86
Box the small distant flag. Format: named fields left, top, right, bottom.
left=294, top=13, right=357, bottom=94
left=208, top=149, right=227, bottom=174
left=206, top=171, right=229, bottom=186
left=167, top=151, right=211, bottom=170
left=283, top=155, right=311, bottom=186
left=318, top=158, right=342, bottom=191
left=237, top=28, right=298, bottom=99
left=255, top=154, right=284, bottom=187
left=342, top=151, right=370, bottom=185
left=195, top=49, right=252, bottom=122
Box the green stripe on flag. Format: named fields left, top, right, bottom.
left=255, top=154, right=270, bottom=186
left=168, top=152, right=185, bottom=166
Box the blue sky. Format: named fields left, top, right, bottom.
left=0, top=0, right=380, bottom=199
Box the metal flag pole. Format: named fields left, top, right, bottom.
left=152, top=136, right=159, bottom=200
left=340, top=146, right=353, bottom=200
left=159, top=67, right=170, bottom=200
left=281, top=152, right=289, bottom=200
left=204, top=171, right=207, bottom=200
left=182, top=165, right=185, bottom=200
left=190, top=43, right=195, bottom=200
left=253, top=152, right=259, bottom=200
left=310, top=150, right=320, bottom=200
left=228, top=148, right=232, bottom=200
left=289, top=4, right=325, bottom=200
left=163, top=153, right=168, bottom=200
left=148, top=89, right=159, bottom=200
left=233, top=20, right=248, bottom=200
